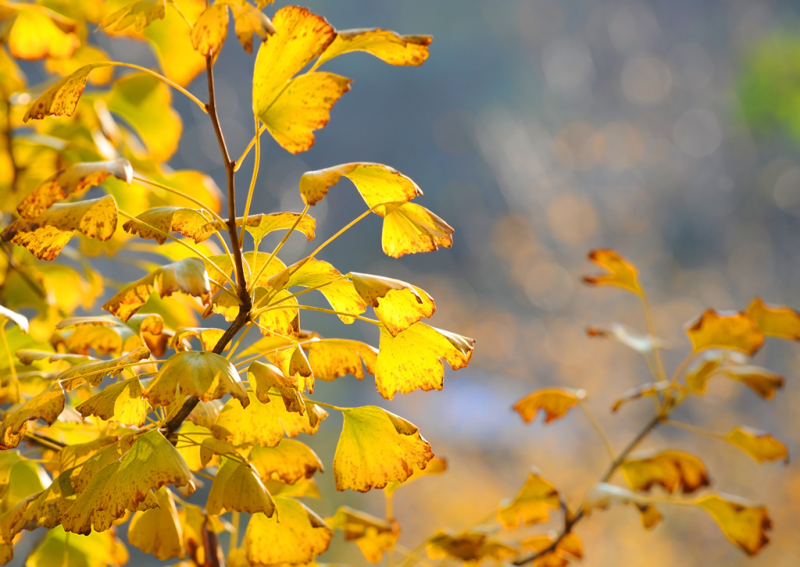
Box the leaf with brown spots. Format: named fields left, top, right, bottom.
left=101, top=0, right=166, bottom=32
left=57, top=346, right=151, bottom=390
left=170, top=327, right=225, bottom=352
left=75, top=377, right=148, bottom=427
left=190, top=4, right=229, bottom=59
left=206, top=458, right=275, bottom=516
left=0, top=385, right=65, bottom=449
left=23, top=63, right=111, bottom=121
left=123, top=206, right=219, bottom=244
left=249, top=439, right=324, bottom=484
left=697, top=495, right=771, bottom=555
left=328, top=506, right=400, bottom=563
left=299, top=162, right=422, bottom=208
left=621, top=450, right=710, bottom=494
left=304, top=338, right=378, bottom=381
left=725, top=427, right=788, bottom=463
left=582, top=249, right=642, bottom=294
left=685, top=309, right=764, bottom=355
left=230, top=2, right=275, bottom=54
left=235, top=212, right=316, bottom=244
left=247, top=360, right=306, bottom=413
left=379, top=202, right=454, bottom=258
left=514, top=388, right=585, bottom=424
left=313, top=29, right=432, bottom=70
left=497, top=470, right=560, bottom=528
left=350, top=272, right=434, bottom=336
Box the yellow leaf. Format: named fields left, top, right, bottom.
left=3, top=4, right=78, bottom=61
left=244, top=497, right=332, bottom=566
left=746, top=297, right=800, bottom=340
left=586, top=323, right=670, bottom=354
left=123, top=206, right=218, bottom=244
left=57, top=346, right=151, bottom=390
left=375, top=322, right=474, bottom=400
left=14, top=468, right=75, bottom=533
left=304, top=338, right=378, bottom=381
left=103, top=257, right=211, bottom=321
left=696, top=494, right=771, bottom=555
left=230, top=2, right=275, bottom=54
left=0, top=385, right=65, bottom=449
left=191, top=4, right=229, bottom=58
left=719, top=366, right=784, bottom=400
left=128, top=487, right=184, bottom=560
left=582, top=482, right=663, bottom=531
left=313, top=29, right=432, bottom=70
left=556, top=533, right=583, bottom=560
left=276, top=258, right=366, bottom=323
left=101, top=0, right=166, bottom=32
left=0, top=45, right=25, bottom=96
left=685, top=309, right=764, bottom=355
left=212, top=392, right=327, bottom=447
left=328, top=506, right=399, bottom=563
left=238, top=212, right=316, bottom=244
left=17, top=158, right=132, bottom=219
left=427, top=530, right=518, bottom=563
left=178, top=503, right=224, bottom=566
left=206, top=251, right=284, bottom=292
left=206, top=458, right=275, bottom=516
left=2, top=196, right=118, bottom=260
left=248, top=360, right=306, bottom=412
left=497, top=471, right=560, bottom=529
left=379, top=202, right=454, bottom=258
left=144, top=0, right=207, bottom=87
left=249, top=439, right=324, bottom=484
left=384, top=457, right=447, bottom=497
left=350, top=272, right=434, bottom=336
left=23, top=63, right=109, bottom=121
left=582, top=249, right=642, bottom=294
left=75, top=377, right=148, bottom=427
left=63, top=430, right=195, bottom=534
left=299, top=162, right=422, bottom=208
left=621, top=450, right=710, bottom=494
left=725, top=426, right=788, bottom=463
left=334, top=406, right=433, bottom=492
left=27, top=526, right=128, bottom=567
left=70, top=435, right=137, bottom=492
left=171, top=327, right=225, bottom=352
left=270, top=344, right=314, bottom=394
left=513, top=388, right=584, bottom=424
left=611, top=382, right=684, bottom=413
left=144, top=351, right=249, bottom=408
left=520, top=533, right=582, bottom=567
left=44, top=44, right=115, bottom=85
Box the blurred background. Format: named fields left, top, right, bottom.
left=14, top=0, right=800, bottom=565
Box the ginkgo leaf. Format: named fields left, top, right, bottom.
left=2, top=196, right=118, bottom=260
left=514, top=388, right=585, bottom=424
left=611, top=382, right=685, bottom=412
left=206, top=251, right=284, bottom=291
left=75, top=377, right=148, bottom=427
left=127, top=487, right=184, bottom=560
left=621, top=450, right=710, bottom=494
left=70, top=435, right=137, bottom=492
left=123, top=206, right=218, bottom=244
left=685, top=310, right=764, bottom=355
left=3, top=4, right=79, bottom=61
left=235, top=212, right=316, bottom=244
left=328, top=506, right=400, bottom=563
left=719, top=366, right=784, bottom=400
left=16, top=350, right=91, bottom=365
left=379, top=202, right=454, bottom=258
left=206, top=458, right=275, bottom=516
left=384, top=457, right=447, bottom=497
left=57, top=346, right=151, bottom=390
left=23, top=63, right=110, bottom=121
left=0, top=305, right=28, bottom=333
left=103, top=257, right=211, bottom=321
left=185, top=399, right=223, bottom=429
left=230, top=2, right=275, bottom=54
left=13, top=468, right=76, bottom=534
left=44, top=44, right=114, bottom=86
left=0, top=385, right=65, bottom=449
left=582, top=249, right=642, bottom=294
left=334, top=406, right=433, bottom=492
left=586, top=323, right=670, bottom=354
left=497, top=470, right=560, bottom=528
left=191, top=4, right=229, bottom=58
left=245, top=497, right=332, bottom=565
left=178, top=504, right=225, bottom=567
left=270, top=344, right=314, bottom=394
left=101, top=0, right=166, bottom=32
left=427, top=530, right=518, bottom=563
left=746, top=298, right=800, bottom=340
left=212, top=392, right=327, bottom=447
left=582, top=482, right=663, bottom=530
left=304, top=339, right=378, bottom=381
left=520, top=533, right=582, bottom=567
left=249, top=439, right=323, bottom=486
left=725, top=427, right=788, bottom=463
left=142, top=0, right=206, bottom=87
left=26, top=526, right=128, bottom=567
left=299, top=163, right=422, bottom=208
left=248, top=360, right=305, bottom=412
left=63, top=430, right=195, bottom=534
left=375, top=322, right=474, bottom=400
left=313, top=29, right=432, bottom=70
left=171, top=327, right=225, bottom=352
left=350, top=272, right=434, bottom=336
left=696, top=494, right=771, bottom=555
left=144, top=351, right=248, bottom=408
left=17, top=158, right=133, bottom=219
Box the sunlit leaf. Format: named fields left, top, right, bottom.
left=144, top=351, right=248, bottom=408
left=191, top=4, right=228, bottom=58
left=206, top=458, right=275, bottom=516
left=514, top=388, right=585, bottom=424
left=313, top=29, right=432, bottom=70
left=123, top=206, right=218, bottom=244
left=2, top=196, right=118, bottom=260
left=70, top=435, right=137, bottom=492
left=299, top=162, right=422, bottom=208
left=328, top=506, right=400, bottom=563
left=128, top=487, right=184, bottom=560
left=75, top=377, right=148, bottom=427
left=248, top=360, right=305, bottom=412
left=622, top=450, right=710, bottom=494
left=384, top=457, right=447, bottom=497
left=14, top=468, right=76, bottom=533
left=696, top=494, right=771, bottom=555
left=23, top=63, right=109, bottom=121
left=334, top=406, right=433, bottom=492
left=27, top=526, right=128, bottom=567
left=57, top=346, right=151, bottom=390
left=379, top=202, right=454, bottom=258
left=237, top=212, right=316, bottom=244
left=304, top=338, right=377, bottom=381
left=427, top=530, right=518, bottom=563
left=101, top=0, right=166, bottom=32
left=44, top=44, right=114, bottom=85
left=230, top=2, right=275, bottom=54
left=725, top=426, right=788, bottom=463
left=143, top=0, right=207, bottom=87
left=171, top=327, right=225, bottom=352
left=17, top=158, right=132, bottom=219
left=3, top=4, right=79, bottom=61
left=0, top=385, right=65, bottom=449
left=582, top=249, right=642, bottom=294
left=586, top=323, right=669, bottom=354
left=350, top=272, right=434, bottom=336
left=103, top=257, right=211, bottom=321
left=498, top=470, right=560, bottom=528
left=746, top=298, right=800, bottom=340
left=685, top=309, right=764, bottom=355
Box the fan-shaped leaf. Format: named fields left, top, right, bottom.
left=23, top=63, right=109, bottom=121
left=191, top=4, right=228, bottom=58
left=237, top=211, right=316, bottom=243
left=350, top=272, right=434, bottom=336
left=299, top=163, right=422, bottom=208
left=206, top=458, right=275, bottom=516
left=127, top=487, right=184, bottom=560
left=379, top=202, right=453, bottom=258
left=582, top=249, right=641, bottom=294
left=304, top=338, right=378, bottom=381
left=57, top=346, right=151, bottom=390
left=123, top=206, right=218, bottom=244
left=514, top=388, right=585, bottom=424
left=582, top=482, right=663, bottom=530
left=746, top=298, right=800, bottom=340
left=622, top=450, right=710, bottom=494
left=248, top=360, right=305, bottom=412
left=230, top=2, right=275, bottom=54
left=249, top=439, right=324, bottom=484
left=171, top=327, right=225, bottom=352
left=427, top=530, right=518, bottom=563
left=0, top=385, right=65, bottom=449
left=313, top=29, right=431, bottom=70
left=328, top=506, right=400, bottom=563
left=75, top=377, right=148, bottom=427
left=498, top=471, right=560, bottom=529
left=685, top=310, right=764, bottom=355
left=612, top=382, right=684, bottom=413
left=697, top=494, right=771, bottom=556
left=101, top=0, right=166, bottom=32
left=726, top=427, right=788, bottom=463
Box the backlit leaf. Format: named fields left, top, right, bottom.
left=304, top=338, right=378, bottom=381
left=17, top=158, right=133, bottom=219
left=696, top=494, right=771, bottom=555
left=2, top=196, right=118, bottom=260
left=725, top=427, right=788, bottom=463
left=685, top=309, right=764, bottom=355
left=171, top=327, right=225, bottom=352
left=514, top=388, right=585, bottom=424
left=427, top=530, right=517, bottom=563
left=497, top=471, right=560, bottom=529
left=746, top=298, right=800, bottom=340
left=299, top=163, right=422, bottom=208
left=0, top=385, right=65, bottom=449
left=248, top=360, right=305, bottom=412
left=621, top=450, right=710, bottom=494
left=230, top=2, right=275, bottom=54
left=375, top=322, right=473, bottom=399
left=384, top=457, right=447, bottom=497
left=191, top=4, right=228, bottom=58
left=582, top=249, right=641, bottom=294
left=244, top=497, right=332, bottom=566
left=101, top=0, right=166, bottom=32
left=271, top=344, right=314, bottom=394
left=27, top=526, right=128, bottom=567
left=328, top=506, right=400, bottom=563
left=143, top=0, right=207, bottom=87
left=379, top=202, right=454, bottom=258
left=123, top=206, right=218, bottom=244
left=237, top=211, right=316, bottom=244
left=128, top=487, right=184, bottom=560
left=334, top=406, right=433, bottom=492
left=144, top=351, right=248, bottom=408
left=57, top=346, right=151, bottom=390
left=249, top=439, right=324, bottom=484
left=313, top=29, right=432, bottom=70
left=23, top=63, right=109, bottom=121
left=75, top=377, right=148, bottom=427
left=44, top=44, right=114, bottom=85
left=3, top=4, right=78, bottom=61
left=206, top=458, right=275, bottom=516
left=350, top=272, right=434, bottom=336
left=103, top=257, right=211, bottom=321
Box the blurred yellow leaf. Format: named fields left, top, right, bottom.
left=334, top=405, right=433, bottom=492
left=230, top=2, right=275, bottom=54
left=520, top=532, right=582, bottom=567
left=719, top=366, right=784, bottom=400
left=27, top=526, right=128, bottom=567
left=143, top=350, right=248, bottom=408
left=746, top=297, right=800, bottom=340
left=17, top=158, right=132, bottom=219
left=101, top=0, right=166, bottom=32
left=514, top=388, right=585, bottom=424
left=350, top=272, right=435, bottom=336
left=621, top=450, right=710, bottom=494
left=0, top=305, right=28, bottom=332
left=384, top=457, right=447, bottom=497
left=313, top=29, right=432, bottom=70
left=23, top=63, right=109, bottom=121
left=328, top=506, right=400, bottom=563
left=375, top=322, right=474, bottom=400
left=379, top=202, right=454, bottom=258
left=0, top=385, right=65, bottom=449
left=696, top=494, right=771, bottom=555
left=427, top=530, right=517, bottom=563
left=249, top=439, right=323, bottom=484
left=191, top=4, right=228, bottom=58
left=612, top=382, right=685, bottom=413
left=44, top=44, right=114, bottom=85
left=582, top=482, right=663, bottom=530
left=123, top=206, right=218, bottom=244
left=725, top=426, right=788, bottom=463
left=582, top=249, right=641, bottom=294
left=144, top=0, right=206, bottom=87
left=586, top=323, right=669, bottom=354
left=498, top=470, right=560, bottom=529
left=128, top=487, right=184, bottom=560
left=244, top=497, right=332, bottom=565
left=238, top=211, right=316, bottom=244
left=299, top=162, right=422, bottom=208
left=103, top=257, right=211, bottom=321
left=2, top=196, right=118, bottom=260
left=3, top=4, right=78, bottom=61
left=75, top=377, right=148, bottom=427
left=685, top=309, right=764, bottom=355
left=206, top=458, right=275, bottom=516
left=0, top=45, right=25, bottom=96
left=304, top=338, right=377, bottom=381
